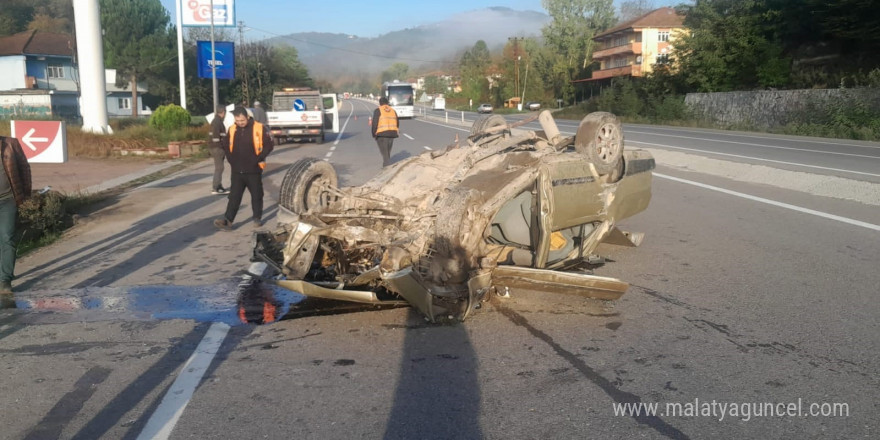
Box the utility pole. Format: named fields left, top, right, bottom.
left=238, top=21, right=250, bottom=104
left=209, top=0, right=218, bottom=113
left=508, top=37, right=523, bottom=102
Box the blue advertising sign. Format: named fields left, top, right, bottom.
left=197, top=41, right=235, bottom=80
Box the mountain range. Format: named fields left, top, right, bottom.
left=266, top=7, right=550, bottom=83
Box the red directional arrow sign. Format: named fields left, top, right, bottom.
left=10, top=120, right=68, bottom=163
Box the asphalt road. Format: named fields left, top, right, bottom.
left=0, top=99, right=877, bottom=439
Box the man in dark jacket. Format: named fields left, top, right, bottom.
left=371, top=97, right=399, bottom=167
left=209, top=105, right=229, bottom=194
left=214, top=106, right=274, bottom=230
left=0, top=136, right=32, bottom=294
left=252, top=100, right=268, bottom=126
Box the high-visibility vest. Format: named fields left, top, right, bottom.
left=375, top=105, right=398, bottom=135
left=229, top=121, right=265, bottom=169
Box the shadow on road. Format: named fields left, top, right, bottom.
left=383, top=309, right=483, bottom=439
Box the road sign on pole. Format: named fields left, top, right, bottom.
left=10, top=120, right=68, bottom=163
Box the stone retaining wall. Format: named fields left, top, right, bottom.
left=684, top=88, right=880, bottom=129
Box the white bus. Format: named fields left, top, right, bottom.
left=381, top=80, right=415, bottom=118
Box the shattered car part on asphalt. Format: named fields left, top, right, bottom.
left=253, top=111, right=655, bottom=322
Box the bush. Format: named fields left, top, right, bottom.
left=15, top=190, right=106, bottom=255
left=109, top=118, right=148, bottom=131
left=149, top=104, right=191, bottom=131
left=18, top=191, right=67, bottom=234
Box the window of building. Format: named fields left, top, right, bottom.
left=658, top=31, right=670, bottom=42
left=118, top=98, right=131, bottom=110
left=656, top=53, right=670, bottom=64
left=48, top=64, right=64, bottom=78
left=609, top=57, right=629, bottom=68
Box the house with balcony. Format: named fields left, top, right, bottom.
left=0, top=30, right=80, bottom=120
left=577, top=7, right=685, bottom=84
left=0, top=30, right=150, bottom=120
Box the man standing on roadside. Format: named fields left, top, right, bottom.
left=0, top=136, right=32, bottom=294
left=214, top=106, right=274, bottom=231
left=371, top=97, right=399, bottom=167
left=252, top=100, right=268, bottom=126
left=209, top=105, right=229, bottom=195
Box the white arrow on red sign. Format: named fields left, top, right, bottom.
left=10, top=120, right=68, bottom=163
left=21, top=128, right=49, bottom=151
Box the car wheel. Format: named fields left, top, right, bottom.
left=575, top=112, right=624, bottom=175
left=279, top=158, right=338, bottom=214
left=469, top=114, right=508, bottom=143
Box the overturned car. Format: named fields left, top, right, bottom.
left=253, top=111, right=654, bottom=321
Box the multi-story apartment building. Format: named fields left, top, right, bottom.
left=584, top=7, right=685, bottom=82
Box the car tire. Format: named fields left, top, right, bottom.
left=469, top=114, right=508, bottom=143
left=278, top=158, right=338, bottom=214
left=575, top=112, right=624, bottom=175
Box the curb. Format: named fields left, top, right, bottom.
left=81, top=160, right=184, bottom=194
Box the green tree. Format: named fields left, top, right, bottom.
left=0, top=1, right=35, bottom=36
left=672, top=0, right=791, bottom=92
left=100, top=0, right=175, bottom=117
left=266, top=45, right=313, bottom=88
left=458, top=40, right=492, bottom=104
left=380, top=63, right=410, bottom=84
left=619, top=0, right=655, bottom=22
left=29, top=0, right=73, bottom=34
left=541, top=0, right=617, bottom=102
left=423, top=75, right=447, bottom=95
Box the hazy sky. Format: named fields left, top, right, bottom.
left=159, top=0, right=683, bottom=40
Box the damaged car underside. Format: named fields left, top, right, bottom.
left=253, top=110, right=655, bottom=322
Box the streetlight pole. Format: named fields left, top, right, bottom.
left=238, top=20, right=250, bottom=104
left=210, top=0, right=219, bottom=112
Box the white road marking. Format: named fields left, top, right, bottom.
left=655, top=173, right=880, bottom=232
left=403, top=134, right=414, bottom=140
left=415, top=118, right=471, bottom=132
left=629, top=140, right=880, bottom=178
left=628, top=127, right=880, bottom=149
left=627, top=131, right=880, bottom=159
left=423, top=146, right=432, bottom=150
left=322, top=106, right=355, bottom=161
left=137, top=262, right=267, bottom=440
left=136, top=322, right=230, bottom=440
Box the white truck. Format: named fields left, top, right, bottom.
left=266, top=88, right=339, bottom=144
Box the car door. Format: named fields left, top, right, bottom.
left=321, top=93, right=340, bottom=133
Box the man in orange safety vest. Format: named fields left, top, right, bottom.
left=370, top=97, right=399, bottom=167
